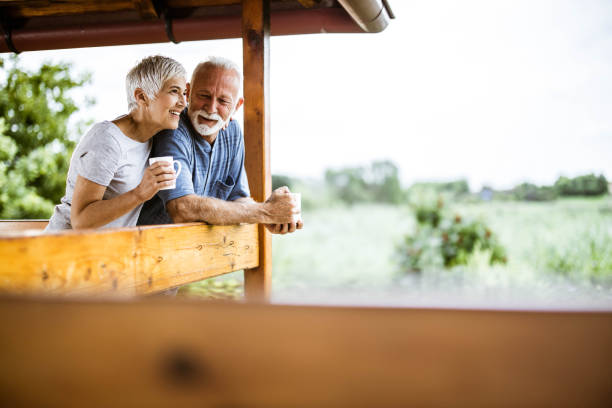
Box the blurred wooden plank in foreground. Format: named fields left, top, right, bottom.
left=0, top=223, right=258, bottom=296
left=0, top=299, right=610, bottom=407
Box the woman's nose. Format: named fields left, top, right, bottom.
left=177, top=93, right=186, bottom=108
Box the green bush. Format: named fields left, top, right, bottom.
left=554, top=174, right=608, bottom=197
left=179, top=278, right=243, bottom=300
left=398, top=199, right=507, bottom=272
left=511, top=182, right=559, bottom=201
left=539, top=226, right=612, bottom=282
left=409, top=179, right=470, bottom=197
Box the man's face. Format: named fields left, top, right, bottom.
left=187, top=66, right=243, bottom=138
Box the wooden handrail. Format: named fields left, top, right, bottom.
left=0, top=219, right=48, bottom=232
left=0, top=223, right=258, bottom=296
left=0, top=298, right=610, bottom=407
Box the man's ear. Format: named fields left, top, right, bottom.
left=134, top=88, right=149, bottom=107
left=232, top=97, right=244, bottom=119
left=185, top=82, right=191, bottom=102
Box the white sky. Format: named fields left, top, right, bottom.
left=12, top=0, right=612, bottom=191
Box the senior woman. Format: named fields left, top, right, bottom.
left=45, top=55, right=187, bottom=231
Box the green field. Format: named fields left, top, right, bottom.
left=183, top=197, right=612, bottom=307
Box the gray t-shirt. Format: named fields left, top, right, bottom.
left=45, top=121, right=151, bottom=231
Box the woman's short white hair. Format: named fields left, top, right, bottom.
left=192, top=56, right=243, bottom=94
left=126, top=55, right=186, bottom=111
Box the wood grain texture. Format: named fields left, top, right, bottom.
left=0, top=299, right=610, bottom=407
left=0, top=0, right=241, bottom=17
left=132, top=0, right=159, bottom=19
left=242, top=0, right=272, bottom=302
left=0, top=220, right=48, bottom=232
left=296, top=0, right=319, bottom=7
left=0, top=223, right=258, bottom=296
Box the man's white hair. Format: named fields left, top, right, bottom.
left=191, top=56, right=243, bottom=95
left=126, top=55, right=186, bottom=111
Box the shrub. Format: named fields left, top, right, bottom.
left=398, top=199, right=507, bottom=272
left=512, top=183, right=559, bottom=201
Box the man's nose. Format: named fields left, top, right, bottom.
left=205, top=98, right=218, bottom=114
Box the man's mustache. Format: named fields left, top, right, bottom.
left=195, top=110, right=222, bottom=122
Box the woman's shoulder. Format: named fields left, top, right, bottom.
left=77, top=121, right=122, bottom=153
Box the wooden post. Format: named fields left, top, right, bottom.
left=242, top=0, right=271, bottom=302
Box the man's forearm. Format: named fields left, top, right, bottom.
left=167, top=194, right=266, bottom=225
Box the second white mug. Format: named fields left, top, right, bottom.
left=290, top=192, right=302, bottom=223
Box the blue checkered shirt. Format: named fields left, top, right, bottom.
left=137, top=108, right=250, bottom=225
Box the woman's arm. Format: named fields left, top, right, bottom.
left=70, top=162, right=175, bottom=229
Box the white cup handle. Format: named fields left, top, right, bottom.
left=173, top=160, right=182, bottom=178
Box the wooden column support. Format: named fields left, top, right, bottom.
left=242, top=0, right=272, bottom=302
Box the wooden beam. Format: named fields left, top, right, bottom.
left=0, top=0, right=241, bottom=18
left=242, top=0, right=271, bottom=302
left=296, top=0, right=320, bottom=8
left=4, top=0, right=137, bottom=18
left=0, top=220, right=48, bottom=232
left=0, top=223, right=258, bottom=296
left=0, top=300, right=610, bottom=407
left=132, top=0, right=159, bottom=19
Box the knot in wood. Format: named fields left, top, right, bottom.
left=162, top=348, right=205, bottom=387
left=247, top=29, right=263, bottom=50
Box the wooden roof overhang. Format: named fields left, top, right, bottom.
left=0, top=0, right=394, bottom=53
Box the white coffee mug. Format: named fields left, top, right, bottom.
left=290, top=192, right=302, bottom=223
left=149, top=156, right=182, bottom=190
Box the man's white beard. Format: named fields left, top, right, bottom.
left=189, top=109, right=228, bottom=136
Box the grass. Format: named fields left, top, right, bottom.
left=182, top=196, right=612, bottom=307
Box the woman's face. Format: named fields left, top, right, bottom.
left=147, top=76, right=187, bottom=130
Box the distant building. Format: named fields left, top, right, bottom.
left=480, top=187, right=494, bottom=201
left=608, top=182, right=612, bottom=195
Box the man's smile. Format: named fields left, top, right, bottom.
left=198, top=114, right=219, bottom=125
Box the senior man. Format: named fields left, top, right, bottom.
left=138, top=57, right=301, bottom=234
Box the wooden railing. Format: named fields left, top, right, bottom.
left=0, top=220, right=258, bottom=296
left=1, top=220, right=611, bottom=407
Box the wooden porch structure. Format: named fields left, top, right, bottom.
left=1, top=1, right=611, bottom=406
left=0, top=0, right=393, bottom=301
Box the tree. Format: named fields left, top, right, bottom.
left=554, top=174, right=608, bottom=197
left=325, top=160, right=405, bottom=205
left=368, top=160, right=404, bottom=204
left=0, top=55, right=92, bottom=218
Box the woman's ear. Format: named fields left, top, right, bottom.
left=134, top=88, right=149, bottom=107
